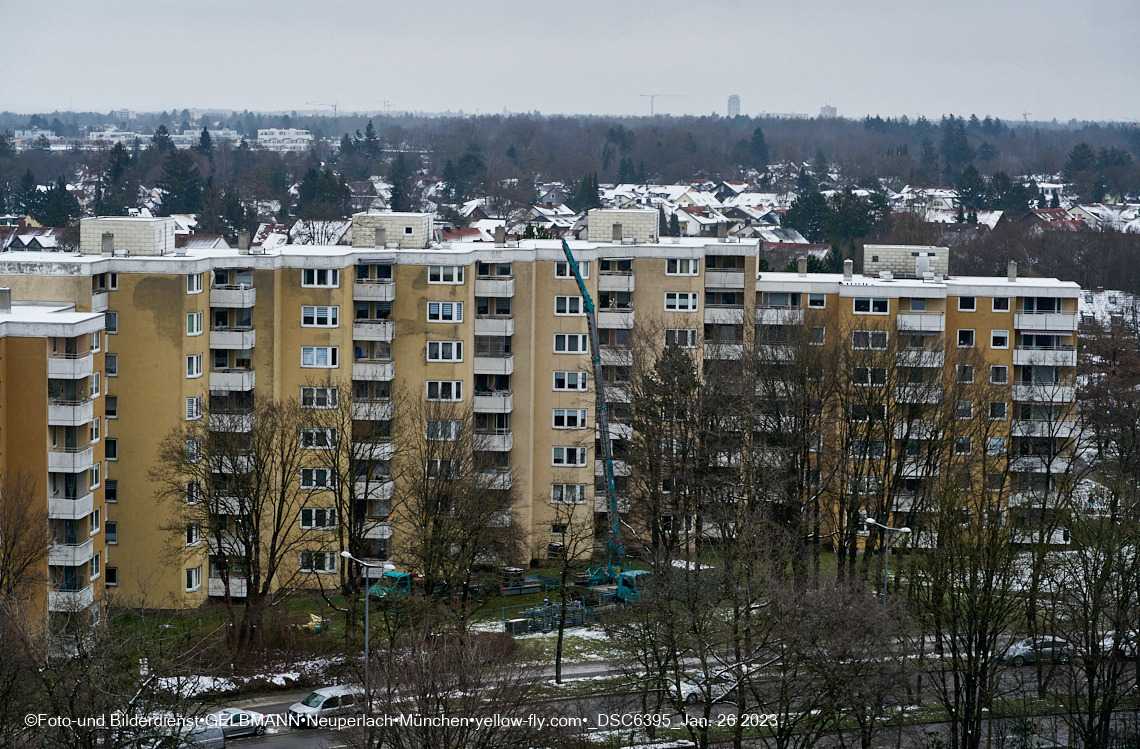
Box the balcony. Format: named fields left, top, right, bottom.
left=209, top=369, right=256, bottom=392
left=48, top=445, right=95, bottom=474
left=476, top=469, right=513, bottom=490
left=353, top=440, right=394, bottom=460
left=1012, top=346, right=1077, bottom=367
left=598, top=273, right=636, bottom=293
left=355, top=481, right=394, bottom=503
left=474, top=392, right=513, bottom=413
left=209, top=412, right=255, bottom=432
left=363, top=520, right=394, bottom=540
left=1014, top=312, right=1078, bottom=332
left=476, top=431, right=514, bottom=451
left=595, top=459, right=631, bottom=477
left=756, top=306, right=803, bottom=325
left=49, top=537, right=95, bottom=567
left=49, top=492, right=94, bottom=520
left=597, top=422, right=634, bottom=440
left=896, top=350, right=945, bottom=368
left=353, top=320, right=395, bottom=342
left=209, top=328, right=257, bottom=349
left=474, top=277, right=515, bottom=297
left=1013, top=528, right=1071, bottom=546
left=49, top=399, right=93, bottom=427
left=704, top=343, right=744, bottom=360
left=210, top=285, right=256, bottom=308
left=353, top=279, right=396, bottom=303
left=704, top=307, right=744, bottom=325
left=896, top=312, right=945, bottom=332
left=48, top=584, right=95, bottom=612
left=1011, top=420, right=1078, bottom=438
left=705, top=269, right=746, bottom=289
left=474, top=355, right=514, bottom=375
left=474, top=316, right=515, bottom=336
left=91, top=291, right=109, bottom=313
left=1011, top=456, right=1074, bottom=474
left=595, top=494, right=631, bottom=513
left=600, top=348, right=633, bottom=366
left=900, top=460, right=939, bottom=478
left=895, top=385, right=943, bottom=404
left=48, top=353, right=94, bottom=379
left=606, top=384, right=632, bottom=403
left=353, top=361, right=395, bottom=380
left=598, top=309, right=634, bottom=328
left=353, top=400, right=394, bottom=420
left=1012, top=384, right=1075, bottom=403
left=208, top=577, right=248, bottom=598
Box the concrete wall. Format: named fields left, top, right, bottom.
left=80, top=218, right=177, bottom=256
left=863, top=244, right=948, bottom=278
left=351, top=213, right=433, bottom=250
left=587, top=209, right=660, bottom=244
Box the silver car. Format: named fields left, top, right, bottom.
left=287, top=685, right=365, bottom=728
left=207, top=708, right=267, bottom=738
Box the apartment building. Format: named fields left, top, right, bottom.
left=0, top=217, right=1080, bottom=609
left=0, top=289, right=107, bottom=618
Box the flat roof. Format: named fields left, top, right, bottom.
left=0, top=301, right=105, bottom=338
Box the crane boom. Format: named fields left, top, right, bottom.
left=560, top=240, right=624, bottom=566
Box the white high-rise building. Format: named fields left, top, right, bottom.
left=727, top=95, right=741, bottom=118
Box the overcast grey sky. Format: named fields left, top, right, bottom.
left=7, top=0, right=1137, bottom=121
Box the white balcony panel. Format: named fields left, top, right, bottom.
left=477, top=470, right=513, bottom=490
left=598, top=310, right=635, bottom=328
left=474, top=393, right=513, bottom=413
left=1013, top=529, right=1071, bottom=545
left=48, top=446, right=95, bottom=474
left=352, top=361, right=395, bottom=381
left=474, top=316, right=515, bottom=336
left=597, top=422, right=634, bottom=440
left=353, top=281, right=396, bottom=302
left=474, top=356, right=514, bottom=375
left=49, top=538, right=95, bottom=567
left=353, top=320, right=395, bottom=342
left=210, top=329, right=257, bottom=349
left=600, top=349, right=633, bottom=366
left=704, top=307, right=744, bottom=325
left=606, top=385, right=632, bottom=403
left=208, top=577, right=248, bottom=597
left=900, top=461, right=940, bottom=478
left=704, top=343, right=744, bottom=360
left=209, top=286, right=256, bottom=308
left=897, top=350, right=945, bottom=368
left=1012, top=385, right=1076, bottom=403
left=477, top=432, right=514, bottom=451
left=1014, top=313, right=1078, bottom=332
left=1012, top=348, right=1077, bottom=367
left=362, top=521, right=393, bottom=540
left=353, top=401, right=394, bottom=421
left=49, top=400, right=93, bottom=427
left=355, top=481, right=393, bottom=503
left=1011, top=456, right=1074, bottom=474
left=91, top=292, right=109, bottom=313
left=595, top=494, right=631, bottom=513
left=705, top=270, right=746, bottom=289
left=48, top=584, right=94, bottom=612
left=897, top=313, right=945, bottom=332
left=896, top=386, right=943, bottom=404
left=756, top=307, right=804, bottom=325
left=353, top=441, right=394, bottom=460
left=49, top=492, right=94, bottom=520
left=48, top=355, right=94, bottom=380
left=209, top=412, right=254, bottom=432
left=595, top=459, right=631, bottom=477
left=598, top=274, right=636, bottom=293
left=1011, top=420, right=1077, bottom=438
left=755, top=344, right=796, bottom=362
left=209, top=369, right=256, bottom=391
left=474, top=277, right=515, bottom=297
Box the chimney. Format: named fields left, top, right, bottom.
left=797, top=257, right=807, bottom=277
left=494, top=226, right=506, bottom=247
left=374, top=227, right=386, bottom=248
left=0, top=287, right=9, bottom=313
left=1007, top=261, right=1017, bottom=282
left=717, top=221, right=727, bottom=241
left=843, top=259, right=853, bottom=281
left=612, top=223, right=622, bottom=242
left=238, top=231, right=250, bottom=254
left=101, top=232, right=114, bottom=256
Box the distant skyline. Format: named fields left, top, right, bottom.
left=8, top=0, right=1138, bottom=122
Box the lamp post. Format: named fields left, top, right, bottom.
left=864, top=518, right=910, bottom=600
left=341, top=551, right=386, bottom=715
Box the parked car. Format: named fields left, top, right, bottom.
left=1002, top=637, right=1071, bottom=666
left=207, top=708, right=267, bottom=738
left=1099, top=630, right=1138, bottom=660
left=287, top=685, right=365, bottom=728
left=181, top=726, right=226, bottom=748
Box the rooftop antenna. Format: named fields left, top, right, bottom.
left=639, top=94, right=685, bottom=116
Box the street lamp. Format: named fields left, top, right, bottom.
left=864, top=518, right=910, bottom=600
left=341, top=551, right=390, bottom=715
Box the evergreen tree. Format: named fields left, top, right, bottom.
left=939, top=115, right=974, bottom=179
left=956, top=164, right=986, bottom=211
left=0, top=131, right=14, bottom=159
left=615, top=157, right=637, bottom=184
left=796, top=166, right=816, bottom=193
left=196, top=177, right=228, bottom=235
left=33, top=176, right=81, bottom=227
left=749, top=127, right=768, bottom=169
left=825, top=189, right=874, bottom=248
left=782, top=190, right=829, bottom=243
left=296, top=168, right=352, bottom=220
left=361, top=120, right=381, bottom=160
left=1063, top=142, right=1098, bottom=179
left=669, top=213, right=681, bottom=237
left=338, top=133, right=356, bottom=158
left=1050, top=192, right=1061, bottom=209
left=813, top=149, right=829, bottom=185
left=151, top=125, right=174, bottom=152
left=195, top=127, right=213, bottom=158
left=387, top=153, right=415, bottom=212
left=568, top=173, right=601, bottom=212
left=96, top=142, right=138, bottom=216
left=156, top=149, right=203, bottom=215
left=15, top=169, right=40, bottom=216
left=658, top=206, right=668, bottom=236
left=918, top=135, right=939, bottom=181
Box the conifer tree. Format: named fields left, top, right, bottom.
left=156, top=149, right=203, bottom=215
left=195, top=127, right=213, bottom=158
left=151, top=125, right=174, bottom=152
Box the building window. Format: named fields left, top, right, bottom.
left=808, top=294, right=826, bottom=309
left=852, top=331, right=888, bottom=350
left=809, top=326, right=826, bottom=345
left=555, top=261, right=589, bottom=279
left=302, top=268, right=339, bottom=288
left=106, top=480, right=117, bottom=502
left=185, top=396, right=202, bottom=420
left=993, top=297, right=1010, bottom=312
left=301, top=468, right=334, bottom=489
left=552, top=446, right=588, bottom=466
left=186, top=566, right=202, bottom=591
left=988, top=437, right=1007, bottom=456
left=553, top=371, right=588, bottom=391
left=955, top=437, right=973, bottom=455
left=665, top=292, right=699, bottom=311
left=555, top=296, right=584, bottom=315
left=105, top=311, right=118, bottom=333
left=957, top=329, right=975, bottom=348
left=302, top=306, right=339, bottom=327
left=301, top=387, right=338, bottom=408
left=186, top=354, right=203, bottom=378
left=90, top=331, right=101, bottom=353
left=990, top=401, right=1007, bottom=420
left=301, top=428, right=337, bottom=449
left=664, top=328, right=698, bottom=348
left=427, top=301, right=463, bottom=322
left=106, top=523, right=118, bottom=544
left=87, top=552, right=100, bottom=580
left=89, top=462, right=101, bottom=489
left=957, top=401, right=974, bottom=419
left=187, top=273, right=203, bottom=294
left=186, top=312, right=203, bottom=336
left=426, top=341, right=463, bottom=362
left=106, top=439, right=118, bottom=461
left=300, top=551, right=337, bottom=573
left=991, top=330, right=1009, bottom=349
left=90, top=416, right=100, bottom=442
left=105, top=396, right=119, bottom=418
left=852, top=367, right=888, bottom=386
left=666, top=258, right=699, bottom=276
left=300, top=508, right=337, bottom=529
left=957, top=365, right=974, bottom=383
left=301, top=346, right=339, bottom=368
left=426, top=459, right=460, bottom=479
left=427, top=381, right=463, bottom=401
left=553, top=409, right=587, bottom=429
left=958, top=297, right=976, bottom=311
left=428, top=266, right=465, bottom=284
left=89, top=372, right=101, bottom=398
left=108, top=273, right=118, bottom=291
left=89, top=507, right=101, bottom=535
left=990, top=365, right=1008, bottom=384
left=186, top=523, right=201, bottom=546
left=552, top=484, right=587, bottom=504
left=105, top=567, right=118, bottom=586
left=106, top=354, right=118, bottom=376
left=426, top=420, right=462, bottom=441
left=554, top=334, right=588, bottom=353
left=854, top=298, right=889, bottom=314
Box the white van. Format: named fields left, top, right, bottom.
left=287, top=685, right=365, bottom=728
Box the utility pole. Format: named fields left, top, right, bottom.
left=639, top=94, right=685, bottom=116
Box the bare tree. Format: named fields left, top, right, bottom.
left=544, top=492, right=595, bottom=684
left=0, top=470, right=51, bottom=608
